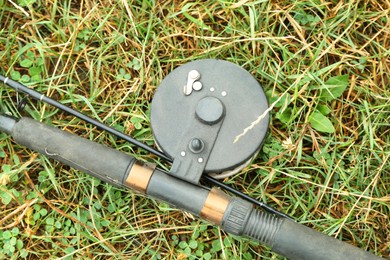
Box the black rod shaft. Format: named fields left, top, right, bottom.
left=0, top=75, right=171, bottom=161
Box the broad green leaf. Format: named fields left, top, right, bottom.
left=204, top=253, right=212, bottom=260
left=20, top=249, right=28, bottom=258
left=179, top=241, right=187, bottom=249
left=317, top=104, right=331, bottom=115
left=188, top=240, right=198, bottom=249
left=309, top=111, right=335, bottom=133
left=21, top=74, right=30, bottom=83
left=3, top=230, right=12, bottom=239
left=0, top=191, right=12, bottom=205
left=12, top=154, right=20, bottom=165
left=132, top=58, right=141, bottom=70
left=11, top=227, right=19, bottom=235
left=28, top=66, right=41, bottom=76
left=46, top=217, right=54, bottom=225
left=276, top=107, right=292, bottom=124
left=211, top=239, right=222, bottom=252
left=10, top=70, right=21, bottom=80
left=64, top=247, right=75, bottom=255
left=20, top=59, right=33, bottom=68
left=322, top=75, right=349, bottom=101
left=18, top=0, right=37, bottom=7
left=223, top=237, right=232, bottom=247
left=16, top=239, right=23, bottom=250
left=311, top=75, right=349, bottom=101
left=10, top=237, right=17, bottom=246
left=31, top=74, right=42, bottom=82
left=2, top=164, right=11, bottom=172
left=26, top=50, right=35, bottom=60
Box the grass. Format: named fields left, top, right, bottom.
left=0, top=0, right=389, bottom=259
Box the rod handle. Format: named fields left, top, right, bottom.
left=221, top=197, right=381, bottom=260
left=9, top=116, right=136, bottom=187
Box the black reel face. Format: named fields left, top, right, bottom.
left=151, top=59, right=269, bottom=179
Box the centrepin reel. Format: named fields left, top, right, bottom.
left=151, top=59, right=269, bottom=184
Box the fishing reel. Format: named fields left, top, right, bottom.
left=150, top=59, right=269, bottom=184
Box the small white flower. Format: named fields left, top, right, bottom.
left=282, top=137, right=296, bottom=154
left=0, top=174, right=11, bottom=185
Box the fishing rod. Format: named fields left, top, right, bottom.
left=0, top=59, right=380, bottom=259
left=0, top=74, right=289, bottom=219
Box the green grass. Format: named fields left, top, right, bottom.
left=0, top=0, right=389, bottom=259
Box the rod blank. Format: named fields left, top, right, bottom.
left=0, top=75, right=170, bottom=161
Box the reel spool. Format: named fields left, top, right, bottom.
left=150, top=59, right=269, bottom=183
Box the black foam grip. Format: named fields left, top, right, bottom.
left=270, top=219, right=380, bottom=260
left=11, top=117, right=135, bottom=187
left=221, top=197, right=380, bottom=259
left=242, top=208, right=282, bottom=246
